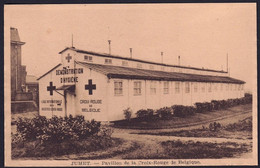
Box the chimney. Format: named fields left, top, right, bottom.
left=71, top=34, right=74, bottom=48
left=178, top=56, right=180, bottom=66
left=161, top=52, right=163, bottom=64
left=130, top=48, right=132, bottom=58
left=108, top=40, right=111, bottom=55
left=226, top=53, right=229, bottom=73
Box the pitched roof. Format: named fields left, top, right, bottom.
left=26, top=75, right=38, bottom=84
left=76, top=61, right=245, bottom=84
left=10, top=27, right=25, bottom=45
left=59, top=47, right=227, bottom=74
left=37, top=64, right=62, bottom=80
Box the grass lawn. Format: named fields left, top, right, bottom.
left=122, top=140, right=251, bottom=159
left=12, top=136, right=123, bottom=159
left=160, top=140, right=251, bottom=159
left=112, top=104, right=252, bottom=129
left=135, top=117, right=252, bottom=140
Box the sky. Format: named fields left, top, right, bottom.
left=4, top=3, right=256, bottom=92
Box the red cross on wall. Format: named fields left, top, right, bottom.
left=85, top=79, right=96, bottom=95
left=66, top=53, right=72, bottom=63
left=47, top=82, right=56, bottom=96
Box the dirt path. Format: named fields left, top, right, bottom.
left=110, top=107, right=253, bottom=159
left=130, top=110, right=252, bottom=134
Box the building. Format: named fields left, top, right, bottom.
left=26, top=75, right=39, bottom=105
left=10, top=27, right=39, bottom=113
left=10, top=27, right=27, bottom=100
left=37, top=47, right=245, bottom=121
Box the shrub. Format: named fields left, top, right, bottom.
left=98, top=126, right=114, bottom=139
left=156, top=107, right=173, bottom=119
left=136, top=109, right=154, bottom=119
left=224, top=117, right=252, bottom=132
left=123, top=108, right=132, bottom=121
left=15, top=115, right=101, bottom=143
left=242, top=95, right=252, bottom=104
left=173, top=105, right=196, bottom=117
left=209, top=122, right=221, bottom=132
left=195, top=103, right=206, bottom=113
left=195, top=102, right=213, bottom=113
left=211, top=100, right=221, bottom=110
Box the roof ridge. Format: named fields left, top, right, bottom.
left=59, top=47, right=227, bottom=74
left=75, top=61, right=245, bottom=84
left=75, top=61, right=110, bottom=75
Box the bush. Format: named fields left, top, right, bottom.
left=209, top=122, right=221, bottom=132
left=224, top=117, right=252, bottom=132
left=156, top=107, right=173, bottom=119
left=211, top=100, right=221, bottom=110
left=195, top=102, right=205, bottom=113
left=136, top=109, right=154, bottom=119
left=172, top=105, right=196, bottom=117
left=123, top=108, right=132, bottom=121
left=15, top=115, right=101, bottom=144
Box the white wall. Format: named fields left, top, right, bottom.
left=38, top=66, right=66, bottom=118
left=38, top=48, right=244, bottom=121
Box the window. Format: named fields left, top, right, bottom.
left=164, top=81, right=169, bottom=94
left=175, top=82, right=180, bottom=94
left=150, top=65, right=154, bottom=70
left=114, top=81, right=123, bottom=96
left=230, top=84, right=232, bottom=91
left=201, top=83, right=205, bottom=92
left=208, top=83, right=212, bottom=92
left=214, top=83, right=218, bottom=91
left=122, top=61, right=128, bottom=66
left=161, top=67, right=165, bottom=71
left=220, top=84, right=223, bottom=91
left=137, top=63, right=142, bottom=69
left=226, top=84, right=229, bottom=91
left=241, top=84, right=244, bottom=90
left=105, top=59, right=112, bottom=64
left=194, top=83, right=198, bottom=93
left=238, top=85, right=241, bottom=91
left=234, top=84, right=237, bottom=91
left=150, top=81, right=157, bottom=95
left=185, top=82, right=190, bottom=93
left=84, top=55, right=93, bottom=62
left=134, top=81, right=142, bottom=95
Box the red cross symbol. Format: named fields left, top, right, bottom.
left=66, top=53, right=72, bottom=63
left=47, top=82, right=56, bottom=96
left=85, top=79, right=96, bottom=95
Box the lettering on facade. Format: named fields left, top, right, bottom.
left=56, top=67, right=83, bottom=75
left=60, top=77, right=78, bottom=83
left=80, top=99, right=102, bottom=112
left=56, top=67, right=83, bottom=84
left=41, top=99, right=63, bottom=111
left=41, top=100, right=62, bottom=104
left=41, top=107, right=63, bottom=111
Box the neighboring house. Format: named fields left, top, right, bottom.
left=10, top=27, right=27, bottom=100
left=37, top=47, right=245, bottom=121
left=26, top=75, right=39, bottom=106
left=10, top=27, right=38, bottom=112
left=26, top=75, right=38, bottom=92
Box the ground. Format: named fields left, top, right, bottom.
left=110, top=105, right=252, bottom=159
left=11, top=104, right=253, bottom=159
